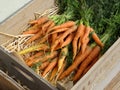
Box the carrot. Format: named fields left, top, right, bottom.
left=51, top=25, right=77, bottom=52
left=42, top=20, right=53, bottom=35
left=56, top=61, right=66, bottom=81
left=59, top=45, right=92, bottom=80
left=72, top=23, right=85, bottom=59
left=51, top=33, right=58, bottom=45
left=91, top=28, right=104, bottom=47
left=18, top=44, right=46, bottom=55
left=33, top=51, right=58, bottom=63
left=29, top=17, right=48, bottom=25
left=51, top=21, right=75, bottom=30
left=22, top=24, right=40, bottom=34
left=26, top=30, right=42, bottom=44
left=77, top=38, right=81, bottom=52
left=42, top=57, right=58, bottom=77
left=81, top=26, right=91, bottom=54
left=48, top=28, right=69, bottom=35
left=82, top=26, right=91, bottom=42
left=49, top=65, right=58, bottom=81
left=61, top=33, right=74, bottom=48
left=58, top=46, right=68, bottom=72
left=39, top=61, right=50, bottom=70
left=25, top=51, right=44, bottom=63
left=73, top=45, right=101, bottom=82
left=46, top=22, right=55, bottom=33
left=82, top=56, right=99, bottom=76
left=81, top=37, right=90, bottom=54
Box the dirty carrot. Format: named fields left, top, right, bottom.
left=91, top=28, right=104, bottom=47
left=59, top=45, right=92, bottom=80
left=42, top=57, right=58, bottom=77
left=73, top=45, right=101, bottom=82
left=51, top=33, right=58, bottom=45
left=51, top=21, right=75, bottom=30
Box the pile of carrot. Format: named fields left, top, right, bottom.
left=17, top=16, right=104, bottom=85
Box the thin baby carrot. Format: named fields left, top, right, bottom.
left=22, top=24, right=40, bottom=34
left=42, top=20, right=53, bottom=35
left=58, top=46, right=68, bottom=72
left=51, top=25, right=77, bottom=52
left=81, top=37, right=90, bottom=54
left=91, top=28, right=104, bottom=47
left=49, top=65, right=58, bottom=81
left=39, top=61, right=50, bottom=70
left=18, top=44, right=46, bottom=55
left=59, top=45, right=92, bottom=80
left=72, top=23, right=85, bottom=59
left=51, top=21, right=75, bottom=30
left=42, top=57, right=58, bottom=77
left=26, top=30, right=43, bottom=44
left=25, top=51, right=44, bottom=63
left=73, top=45, right=101, bottom=82
left=29, top=17, right=48, bottom=25
left=27, top=51, right=58, bottom=66
left=61, top=33, right=74, bottom=48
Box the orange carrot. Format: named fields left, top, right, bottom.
left=27, top=51, right=58, bottom=66
left=72, top=23, right=85, bottom=59
left=49, top=28, right=69, bottom=35
left=73, top=45, right=101, bottom=82
left=29, top=17, right=48, bottom=25
left=81, top=26, right=91, bottom=54
left=91, top=28, right=104, bottom=47
left=51, top=26, right=77, bottom=52
left=51, top=21, right=75, bottom=30
left=59, top=45, right=92, bottom=80
left=34, top=51, right=58, bottom=64
left=82, top=26, right=91, bottom=42
left=51, top=33, right=58, bottom=45
left=61, top=33, right=74, bottom=48
left=82, top=56, right=99, bottom=76
left=81, top=37, right=90, bottom=54
left=39, top=61, right=50, bottom=70
left=25, top=51, right=44, bottom=63
left=42, top=20, right=53, bottom=35
left=22, top=24, right=40, bottom=34
left=26, top=30, right=42, bottom=44
left=42, top=57, right=58, bottom=77
left=49, top=65, right=58, bottom=81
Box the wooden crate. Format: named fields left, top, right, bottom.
left=0, top=0, right=120, bottom=90
left=0, top=69, right=25, bottom=90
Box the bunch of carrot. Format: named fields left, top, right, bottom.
left=16, top=15, right=104, bottom=85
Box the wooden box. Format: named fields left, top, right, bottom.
left=0, top=0, right=120, bottom=90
